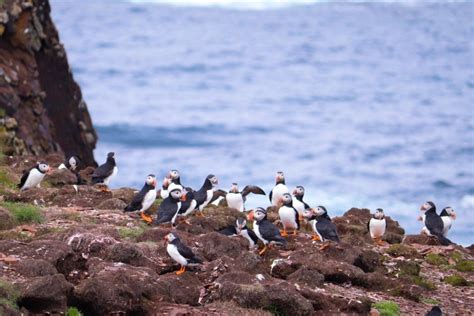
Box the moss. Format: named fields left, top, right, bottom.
left=66, top=307, right=83, bottom=316
left=118, top=225, right=146, bottom=240
left=420, top=297, right=441, bottom=305
left=396, top=261, right=420, bottom=277
left=412, top=276, right=436, bottom=290
left=0, top=279, right=19, bottom=310
left=444, top=274, right=468, bottom=286
left=0, top=202, right=43, bottom=224
left=372, top=300, right=400, bottom=316
left=425, top=253, right=448, bottom=266
left=0, top=108, right=5, bottom=118
left=454, top=260, right=474, bottom=272
left=386, top=244, right=417, bottom=257
left=449, top=251, right=463, bottom=263
left=0, top=167, right=16, bottom=190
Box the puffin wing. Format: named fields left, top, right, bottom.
left=210, top=189, right=227, bottom=204
left=218, top=225, right=237, bottom=236
left=261, top=221, right=287, bottom=245
left=155, top=199, right=177, bottom=224
left=303, top=201, right=310, bottom=209
left=425, top=214, right=444, bottom=235
left=269, top=189, right=273, bottom=203
left=91, top=163, right=113, bottom=182
left=176, top=240, right=202, bottom=264
left=242, top=185, right=266, bottom=197
left=293, top=207, right=300, bottom=229
left=18, top=169, right=30, bottom=189
left=247, top=229, right=259, bottom=244
left=124, top=186, right=148, bottom=212
left=316, top=219, right=340, bottom=242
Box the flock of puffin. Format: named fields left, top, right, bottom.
left=17, top=152, right=457, bottom=276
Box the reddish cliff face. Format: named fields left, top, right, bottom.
left=0, top=0, right=97, bottom=165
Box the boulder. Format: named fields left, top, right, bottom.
left=112, top=187, right=138, bottom=204
left=354, top=250, right=381, bottom=273
left=403, top=234, right=444, bottom=246
left=97, top=198, right=127, bottom=210
left=45, top=169, right=78, bottom=186
left=154, top=273, right=202, bottom=306
left=106, top=242, right=154, bottom=268
left=198, top=232, right=248, bottom=261
left=15, top=259, right=57, bottom=277
left=287, top=267, right=324, bottom=288
left=18, top=274, right=73, bottom=313
left=270, top=258, right=301, bottom=279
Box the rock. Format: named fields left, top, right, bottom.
left=45, top=168, right=78, bottom=186
left=0, top=207, right=15, bottom=230
left=403, top=234, right=444, bottom=246
left=15, top=259, right=57, bottom=277
left=105, top=242, right=153, bottom=268
left=154, top=273, right=202, bottom=306
left=270, top=258, right=301, bottom=279
left=19, top=274, right=73, bottom=313
left=354, top=250, right=381, bottom=273
left=287, top=267, right=324, bottom=288
left=198, top=232, right=248, bottom=261
left=112, top=187, right=138, bottom=204
left=97, top=198, right=127, bottom=210
left=385, top=243, right=419, bottom=258
left=78, top=166, right=95, bottom=184
left=216, top=271, right=256, bottom=285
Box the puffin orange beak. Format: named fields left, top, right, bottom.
left=47, top=167, right=53, bottom=175
left=181, top=193, right=187, bottom=202
left=451, top=212, right=457, bottom=220
left=247, top=211, right=254, bottom=221
left=153, top=179, right=157, bottom=187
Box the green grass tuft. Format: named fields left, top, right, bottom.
left=0, top=279, right=19, bottom=310
left=0, top=167, right=16, bottom=190
left=412, top=276, right=436, bottom=290
left=66, top=307, right=83, bottom=316
left=1, top=202, right=43, bottom=224
left=118, top=224, right=146, bottom=240
left=386, top=244, right=417, bottom=257
left=372, top=300, right=400, bottom=316
left=449, top=251, right=463, bottom=263
left=454, top=260, right=474, bottom=272
left=444, top=274, right=468, bottom=286
left=397, top=261, right=420, bottom=277
left=425, top=253, right=448, bottom=266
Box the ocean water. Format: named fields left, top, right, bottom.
left=50, top=0, right=474, bottom=245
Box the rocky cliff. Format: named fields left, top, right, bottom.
left=0, top=154, right=473, bottom=315
left=0, top=0, right=96, bottom=165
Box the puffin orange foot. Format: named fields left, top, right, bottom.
left=292, top=230, right=298, bottom=236
left=258, top=246, right=267, bottom=256
left=280, top=230, right=288, bottom=237
left=319, top=243, right=330, bottom=251
left=140, top=212, right=153, bottom=224
left=176, top=266, right=186, bottom=275
left=312, top=235, right=321, bottom=241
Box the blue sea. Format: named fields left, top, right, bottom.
left=50, top=0, right=474, bottom=245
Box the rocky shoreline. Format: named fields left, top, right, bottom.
left=0, top=154, right=472, bottom=315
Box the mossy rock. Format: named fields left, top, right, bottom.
left=0, top=279, right=19, bottom=312
left=425, top=253, right=448, bottom=266
left=372, top=300, right=400, bottom=316
left=444, top=274, right=469, bottom=286
left=0, top=207, right=15, bottom=230
left=454, top=260, right=474, bottom=272
left=412, top=276, right=436, bottom=290
left=0, top=202, right=43, bottom=224
left=449, top=251, right=463, bottom=263
left=386, top=244, right=417, bottom=257
left=396, top=261, right=420, bottom=277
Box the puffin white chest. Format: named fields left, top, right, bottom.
left=58, top=163, right=67, bottom=170
left=310, top=219, right=322, bottom=240
left=226, top=193, right=244, bottom=212
left=23, top=168, right=46, bottom=190
left=441, top=216, right=452, bottom=237
left=104, top=166, right=118, bottom=186
left=167, top=243, right=188, bottom=266
left=198, top=189, right=213, bottom=210
left=160, top=189, right=169, bottom=199
left=271, top=184, right=289, bottom=206
left=279, top=206, right=297, bottom=229
left=142, top=190, right=157, bottom=212
left=253, top=221, right=266, bottom=244
left=369, top=218, right=386, bottom=238
left=292, top=198, right=305, bottom=216
left=168, top=183, right=183, bottom=192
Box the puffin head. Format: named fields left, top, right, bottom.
left=443, top=206, right=456, bottom=220
left=68, top=156, right=80, bottom=171
left=314, top=206, right=328, bottom=217
left=236, top=218, right=247, bottom=231
left=164, top=232, right=177, bottom=243
left=107, top=152, right=115, bottom=159
left=420, top=201, right=436, bottom=212
left=230, top=183, right=239, bottom=193
left=292, top=186, right=305, bottom=197
left=169, top=188, right=183, bottom=200
left=279, top=193, right=292, bottom=206
left=207, top=174, right=218, bottom=187
left=374, top=208, right=384, bottom=219
left=146, top=174, right=157, bottom=187
left=38, top=162, right=51, bottom=174
left=275, top=171, right=285, bottom=183
left=302, top=208, right=315, bottom=220
left=162, top=177, right=171, bottom=189
left=247, top=207, right=266, bottom=221
left=168, top=169, right=180, bottom=180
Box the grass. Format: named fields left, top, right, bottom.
left=454, top=260, right=474, bottom=272
left=397, top=261, right=420, bottom=277
left=425, top=253, right=448, bottom=266
left=420, top=297, right=441, bottom=305
left=449, top=251, right=463, bottom=262
left=118, top=224, right=146, bottom=240
left=0, top=167, right=16, bottom=194
left=386, top=244, right=417, bottom=257
left=0, top=202, right=43, bottom=224
left=444, top=274, right=469, bottom=287
left=0, top=279, right=19, bottom=311
left=372, top=300, right=400, bottom=316
left=66, top=307, right=83, bottom=316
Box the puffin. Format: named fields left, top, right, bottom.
left=160, top=169, right=184, bottom=199
left=368, top=208, right=386, bottom=245
left=159, top=177, right=171, bottom=199
left=91, top=152, right=117, bottom=189
left=18, top=162, right=51, bottom=190
left=174, top=187, right=198, bottom=222
left=218, top=218, right=259, bottom=249
left=164, top=232, right=202, bottom=275
left=291, top=186, right=310, bottom=218
left=247, top=207, right=287, bottom=255
left=419, top=201, right=453, bottom=245
left=425, top=306, right=442, bottom=316
left=440, top=206, right=456, bottom=237
left=123, top=174, right=157, bottom=221
left=215, top=183, right=266, bottom=212
left=153, top=188, right=183, bottom=227
left=191, top=174, right=218, bottom=216
left=305, top=206, right=339, bottom=250
left=269, top=171, right=289, bottom=207
left=58, top=156, right=80, bottom=171
left=278, top=193, right=300, bottom=236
